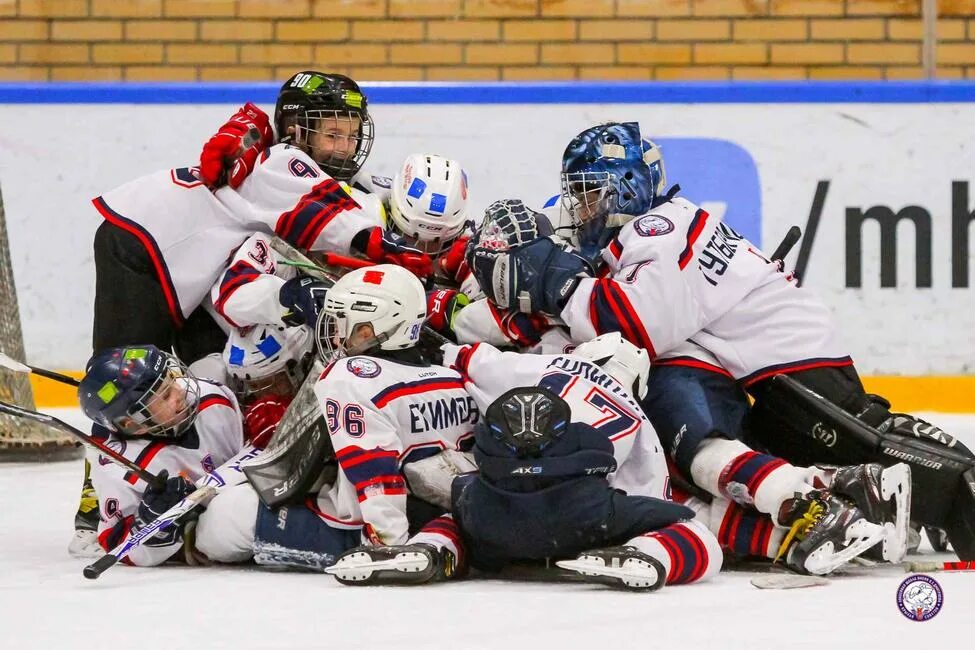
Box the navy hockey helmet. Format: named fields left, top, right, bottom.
left=560, top=122, right=666, bottom=251
left=484, top=386, right=571, bottom=458
left=78, top=346, right=201, bottom=440
left=274, top=71, right=375, bottom=181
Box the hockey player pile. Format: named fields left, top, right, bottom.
left=52, top=70, right=975, bottom=591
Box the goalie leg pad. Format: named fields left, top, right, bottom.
left=253, top=500, right=360, bottom=572
left=749, top=372, right=975, bottom=558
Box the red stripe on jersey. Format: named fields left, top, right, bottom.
left=601, top=279, right=657, bottom=358
left=124, top=441, right=167, bottom=484
left=372, top=378, right=466, bottom=409
left=678, top=209, right=709, bottom=270
left=608, top=238, right=623, bottom=260
left=336, top=447, right=399, bottom=468
left=303, top=495, right=364, bottom=526
left=199, top=394, right=234, bottom=412
left=92, top=196, right=183, bottom=327
left=450, top=343, right=480, bottom=382
left=654, top=356, right=733, bottom=378
left=213, top=260, right=262, bottom=327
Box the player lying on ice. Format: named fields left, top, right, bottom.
left=76, top=346, right=244, bottom=566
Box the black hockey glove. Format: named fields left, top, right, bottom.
left=470, top=235, right=590, bottom=316
left=136, top=470, right=196, bottom=547
left=279, top=276, right=329, bottom=328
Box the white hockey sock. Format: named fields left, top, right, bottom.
left=690, top=438, right=822, bottom=524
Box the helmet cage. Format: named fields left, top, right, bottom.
left=294, top=108, right=375, bottom=181
left=315, top=310, right=400, bottom=365
left=114, top=357, right=201, bottom=439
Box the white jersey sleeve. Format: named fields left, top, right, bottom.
left=210, top=232, right=298, bottom=329
left=88, top=382, right=243, bottom=566
left=217, top=144, right=385, bottom=255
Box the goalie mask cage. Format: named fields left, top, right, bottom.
left=0, top=184, right=81, bottom=461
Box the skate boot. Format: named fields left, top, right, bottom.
left=325, top=543, right=456, bottom=586
left=556, top=547, right=666, bottom=592
left=775, top=490, right=885, bottom=576
left=68, top=462, right=102, bottom=559
left=827, top=462, right=912, bottom=562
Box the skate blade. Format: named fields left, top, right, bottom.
left=325, top=551, right=430, bottom=582
left=803, top=520, right=885, bottom=576
left=880, top=463, right=912, bottom=563
left=556, top=556, right=664, bottom=591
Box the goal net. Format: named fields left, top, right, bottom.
left=0, top=184, right=81, bottom=461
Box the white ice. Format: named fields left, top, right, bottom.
left=2, top=410, right=974, bottom=650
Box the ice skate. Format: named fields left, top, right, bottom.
left=776, top=490, right=885, bottom=576
left=68, top=470, right=101, bottom=559
left=325, top=543, right=456, bottom=586
left=557, top=547, right=666, bottom=592
left=827, top=462, right=912, bottom=562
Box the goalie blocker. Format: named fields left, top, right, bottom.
left=751, top=373, right=975, bottom=559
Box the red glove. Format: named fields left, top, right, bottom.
left=363, top=227, right=433, bottom=279
left=199, top=102, right=274, bottom=189
left=426, top=289, right=470, bottom=334
left=437, top=236, right=471, bottom=284
left=242, top=394, right=291, bottom=449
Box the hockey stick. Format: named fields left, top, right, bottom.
left=0, top=351, right=80, bottom=387
left=269, top=237, right=452, bottom=348
left=770, top=225, right=801, bottom=266
left=0, top=400, right=162, bottom=487
left=83, top=444, right=262, bottom=579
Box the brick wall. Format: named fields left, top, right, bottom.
left=0, top=0, right=972, bottom=82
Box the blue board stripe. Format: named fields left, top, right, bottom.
left=0, top=81, right=973, bottom=104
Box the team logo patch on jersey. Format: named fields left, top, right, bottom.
left=99, top=439, right=126, bottom=466
left=634, top=214, right=675, bottom=237
left=201, top=454, right=215, bottom=474
left=347, top=357, right=381, bottom=378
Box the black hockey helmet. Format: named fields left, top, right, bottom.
left=483, top=386, right=571, bottom=458
left=274, top=71, right=375, bottom=181
left=78, top=345, right=201, bottom=440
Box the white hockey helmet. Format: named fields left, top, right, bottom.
left=572, top=332, right=651, bottom=400
left=389, top=153, right=469, bottom=255
left=224, top=324, right=313, bottom=401
left=316, top=264, right=426, bottom=361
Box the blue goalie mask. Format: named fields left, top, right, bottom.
left=78, top=345, right=201, bottom=440
left=560, top=122, right=667, bottom=254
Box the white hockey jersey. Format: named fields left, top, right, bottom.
left=442, top=342, right=669, bottom=499
left=559, top=196, right=851, bottom=384
left=92, top=144, right=383, bottom=324
left=210, top=232, right=298, bottom=329
left=87, top=381, right=244, bottom=567
left=311, top=355, right=478, bottom=545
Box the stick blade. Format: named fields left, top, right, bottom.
left=751, top=574, right=830, bottom=589
left=0, top=351, right=31, bottom=374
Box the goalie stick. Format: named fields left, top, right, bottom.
left=0, top=399, right=162, bottom=487
left=83, top=443, right=262, bottom=580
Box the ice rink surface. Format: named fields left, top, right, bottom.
left=3, top=410, right=974, bottom=650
